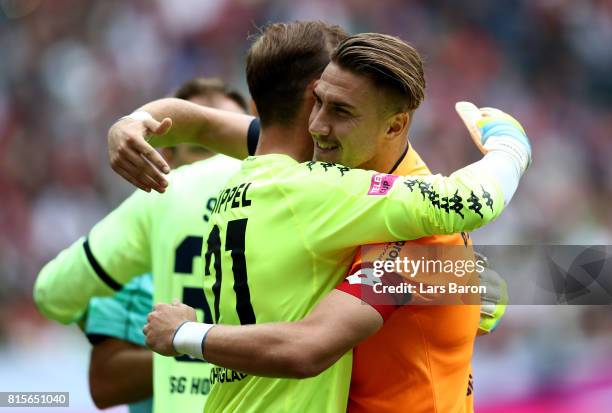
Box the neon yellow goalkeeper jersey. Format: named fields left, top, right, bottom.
left=202, top=154, right=505, bottom=413
left=34, top=155, right=240, bottom=413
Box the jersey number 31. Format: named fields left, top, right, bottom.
left=204, top=218, right=256, bottom=325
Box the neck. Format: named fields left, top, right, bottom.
left=359, top=138, right=410, bottom=173
left=254, top=123, right=313, bottom=162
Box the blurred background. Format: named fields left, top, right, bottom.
left=1, top=0, right=611, bottom=411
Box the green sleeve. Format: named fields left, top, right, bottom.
left=385, top=166, right=504, bottom=238
left=87, top=189, right=157, bottom=284
left=34, top=237, right=116, bottom=324
left=292, top=162, right=504, bottom=251
left=33, top=189, right=157, bottom=324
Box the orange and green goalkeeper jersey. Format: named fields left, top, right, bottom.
left=202, top=153, right=504, bottom=413
left=34, top=155, right=241, bottom=413
left=336, top=147, right=479, bottom=413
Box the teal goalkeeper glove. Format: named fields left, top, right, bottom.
left=455, top=101, right=531, bottom=173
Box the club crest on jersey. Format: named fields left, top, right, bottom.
left=368, top=173, right=399, bottom=196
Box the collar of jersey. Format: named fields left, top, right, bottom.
left=243, top=153, right=297, bottom=167
left=391, top=145, right=431, bottom=176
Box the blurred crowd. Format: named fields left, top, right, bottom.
left=1, top=0, right=611, bottom=410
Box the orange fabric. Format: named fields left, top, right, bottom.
left=346, top=146, right=478, bottom=413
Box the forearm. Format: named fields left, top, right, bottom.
left=404, top=102, right=531, bottom=238
left=172, top=292, right=382, bottom=378
left=138, top=98, right=254, bottom=159
left=89, top=339, right=152, bottom=408
left=467, top=141, right=523, bottom=205
left=398, top=138, right=525, bottom=238
left=203, top=322, right=319, bottom=378
left=445, top=143, right=523, bottom=224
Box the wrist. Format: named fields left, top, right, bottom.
left=172, top=321, right=215, bottom=360
left=484, top=136, right=530, bottom=174
left=119, top=110, right=154, bottom=123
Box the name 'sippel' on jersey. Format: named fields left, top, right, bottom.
left=212, top=182, right=253, bottom=214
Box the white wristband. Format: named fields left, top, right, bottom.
left=120, top=110, right=154, bottom=123
left=172, top=321, right=215, bottom=360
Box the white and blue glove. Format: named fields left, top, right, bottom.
left=456, top=102, right=532, bottom=173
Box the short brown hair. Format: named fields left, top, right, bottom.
left=331, top=33, right=425, bottom=113
left=172, top=77, right=249, bottom=112
left=246, top=21, right=348, bottom=127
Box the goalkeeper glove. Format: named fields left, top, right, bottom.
left=455, top=101, right=531, bottom=173
left=476, top=252, right=508, bottom=335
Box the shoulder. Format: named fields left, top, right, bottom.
left=169, top=155, right=242, bottom=183
left=262, top=159, right=359, bottom=185
left=289, top=161, right=389, bottom=197
left=296, top=161, right=354, bottom=178
left=154, top=155, right=242, bottom=206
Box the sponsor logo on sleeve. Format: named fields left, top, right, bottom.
left=368, top=173, right=399, bottom=196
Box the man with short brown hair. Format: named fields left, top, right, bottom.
left=246, top=21, right=347, bottom=127
left=309, top=32, right=426, bottom=172
left=308, top=33, right=484, bottom=412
